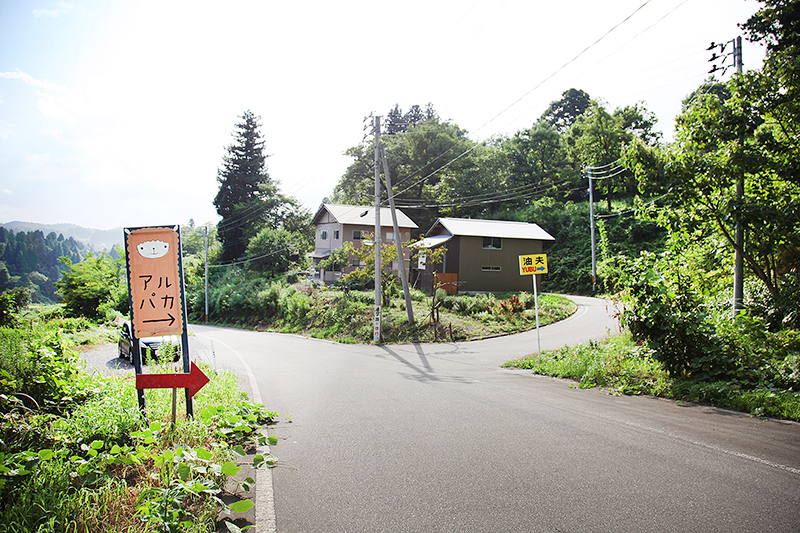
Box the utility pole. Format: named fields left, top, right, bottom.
left=710, top=36, right=744, bottom=315
left=373, top=116, right=382, bottom=343
left=204, top=226, right=209, bottom=323
left=733, top=35, right=745, bottom=316
left=381, top=144, right=415, bottom=325
left=588, top=167, right=596, bottom=292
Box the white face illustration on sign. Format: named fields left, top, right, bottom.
left=137, top=240, right=170, bottom=259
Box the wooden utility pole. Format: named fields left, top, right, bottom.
left=381, top=144, right=415, bottom=325
left=373, top=116, right=382, bottom=343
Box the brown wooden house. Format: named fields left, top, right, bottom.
left=413, top=217, right=555, bottom=293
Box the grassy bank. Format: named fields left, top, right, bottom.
left=0, top=313, right=277, bottom=532
left=214, top=285, right=577, bottom=344
left=503, top=333, right=800, bottom=422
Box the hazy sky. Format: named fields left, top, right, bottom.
left=0, top=0, right=765, bottom=230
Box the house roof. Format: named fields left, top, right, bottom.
left=426, top=217, right=555, bottom=241
left=311, top=204, right=418, bottom=229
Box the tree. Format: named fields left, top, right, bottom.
left=384, top=116, right=477, bottom=231
left=55, top=252, right=125, bottom=319
left=386, top=104, right=406, bottom=135
left=626, top=75, right=800, bottom=326
left=567, top=100, right=660, bottom=209
left=505, top=121, right=579, bottom=204
left=214, top=110, right=280, bottom=261
left=541, top=88, right=591, bottom=133
left=245, top=227, right=308, bottom=278
left=331, top=109, right=476, bottom=233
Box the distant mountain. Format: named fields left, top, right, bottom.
left=0, top=221, right=124, bottom=251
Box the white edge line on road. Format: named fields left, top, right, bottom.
left=192, top=332, right=277, bottom=533
left=581, top=405, right=800, bottom=476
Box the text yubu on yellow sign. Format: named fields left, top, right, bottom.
left=519, top=254, right=548, bottom=275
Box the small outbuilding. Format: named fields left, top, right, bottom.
left=413, top=217, right=555, bottom=293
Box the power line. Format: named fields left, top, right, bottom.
left=468, top=0, right=657, bottom=140
left=365, top=1, right=661, bottom=208
left=208, top=244, right=295, bottom=269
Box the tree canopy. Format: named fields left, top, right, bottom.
left=213, top=110, right=309, bottom=262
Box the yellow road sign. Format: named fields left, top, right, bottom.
left=519, top=254, right=548, bottom=275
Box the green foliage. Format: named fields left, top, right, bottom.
left=55, top=252, right=126, bottom=320
left=0, top=324, right=87, bottom=413
left=506, top=197, right=666, bottom=295
left=0, top=227, right=85, bottom=303
left=0, top=288, right=30, bottom=327
left=615, top=251, right=734, bottom=380
left=504, top=333, right=671, bottom=396
left=0, top=313, right=278, bottom=532
left=245, top=226, right=308, bottom=277
left=540, top=88, right=591, bottom=133
left=213, top=111, right=310, bottom=262
left=504, top=332, right=800, bottom=420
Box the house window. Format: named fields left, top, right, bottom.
left=386, top=231, right=394, bottom=242
left=481, top=265, right=502, bottom=272
left=482, top=237, right=502, bottom=249
left=353, top=230, right=363, bottom=240
left=320, top=230, right=328, bottom=240
left=333, top=230, right=340, bottom=240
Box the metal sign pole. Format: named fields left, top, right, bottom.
left=533, top=273, right=541, bottom=365
left=520, top=253, right=547, bottom=366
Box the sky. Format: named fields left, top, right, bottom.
left=0, top=0, right=766, bottom=231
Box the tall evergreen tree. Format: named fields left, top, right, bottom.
left=214, top=110, right=279, bottom=261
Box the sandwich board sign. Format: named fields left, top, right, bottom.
left=125, top=226, right=184, bottom=339
left=124, top=225, right=203, bottom=417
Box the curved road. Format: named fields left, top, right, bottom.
left=93, top=296, right=800, bottom=532
left=183, top=295, right=800, bottom=532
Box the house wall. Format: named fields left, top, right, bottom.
left=313, top=219, right=345, bottom=284
left=457, top=236, right=544, bottom=292
left=313, top=222, right=413, bottom=285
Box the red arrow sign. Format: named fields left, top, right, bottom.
left=135, top=361, right=210, bottom=399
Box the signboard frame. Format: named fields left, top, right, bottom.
left=124, top=225, right=195, bottom=416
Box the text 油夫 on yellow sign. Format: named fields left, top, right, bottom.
left=519, top=254, right=548, bottom=275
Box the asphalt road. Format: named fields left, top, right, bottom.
left=85, top=296, right=800, bottom=532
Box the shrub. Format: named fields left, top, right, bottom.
left=616, top=252, right=734, bottom=379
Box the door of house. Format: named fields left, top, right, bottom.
left=435, top=273, right=459, bottom=294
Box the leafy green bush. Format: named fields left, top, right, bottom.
left=279, top=287, right=312, bottom=327
left=55, top=253, right=126, bottom=320
left=615, top=252, right=735, bottom=379
left=0, top=325, right=87, bottom=412
left=0, top=288, right=30, bottom=327
left=504, top=333, right=671, bottom=396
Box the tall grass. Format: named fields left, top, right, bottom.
left=504, top=333, right=800, bottom=421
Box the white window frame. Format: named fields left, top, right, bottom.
left=482, top=237, right=502, bottom=250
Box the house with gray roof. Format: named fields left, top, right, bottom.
left=311, top=204, right=418, bottom=285
left=413, top=217, right=555, bottom=293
